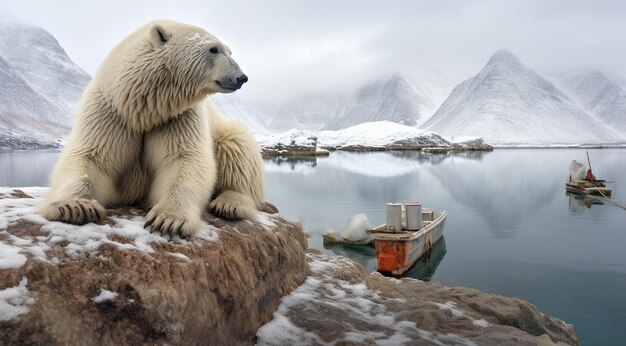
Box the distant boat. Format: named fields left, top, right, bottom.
left=369, top=208, right=447, bottom=275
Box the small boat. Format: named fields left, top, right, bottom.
left=566, top=154, right=612, bottom=197
left=565, top=180, right=611, bottom=197
left=368, top=208, right=447, bottom=275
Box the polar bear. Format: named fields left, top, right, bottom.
left=39, top=20, right=266, bottom=237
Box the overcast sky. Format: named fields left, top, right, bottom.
left=1, top=0, right=625, bottom=107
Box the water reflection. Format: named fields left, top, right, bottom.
left=264, top=156, right=319, bottom=174
left=566, top=192, right=604, bottom=213
left=322, top=237, right=448, bottom=281
left=404, top=237, right=447, bottom=281
left=0, top=150, right=59, bottom=186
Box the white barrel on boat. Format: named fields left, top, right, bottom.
left=386, top=203, right=403, bottom=232
left=405, top=202, right=422, bottom=230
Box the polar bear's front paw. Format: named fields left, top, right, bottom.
left=41, top=199, right=106, bottom=225
left=209, top=190, right=257, bottom=221
left=144, top=207, right=199, bottom=238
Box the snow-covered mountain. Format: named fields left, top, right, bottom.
left=422, top=49, right=622, bottom=145
left=552, top=70, right=626, bottom=133
left=0, top=16, right=91, bottom=149
left=323, top=73, right=449, bottom=131
left=212, top=93, right=271, bottom=135
left=269, top=94, right=347, bottom=131
left=0, top=16, right=90, bottom=122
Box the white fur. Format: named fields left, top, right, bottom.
left=39, top=20, right=265, bottom=236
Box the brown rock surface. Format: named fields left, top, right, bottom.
left=0, top=188, right=308, bottom=345
left=256, top=252, right=578, bottom=345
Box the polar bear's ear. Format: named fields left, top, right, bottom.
left=150, top=24, right=171, bottom=45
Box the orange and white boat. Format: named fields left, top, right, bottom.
left=369, top=208, right=447, bottom=275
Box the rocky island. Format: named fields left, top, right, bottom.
left=256, top=121, right=493, bottom=157
left=1, top=188, right=576, bottom=345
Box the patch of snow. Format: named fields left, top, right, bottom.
left=0, top=277, right=34, bottom=321
left=257, top=253, right=477, bottom=345
left=0, top=242, right=27, bottom=269
left=168, top=252, right=191, bottom=261
left=435, top=301, right=491, bottom=328
left=255, top=213, right=276, bottom=229
left=92, top=288, right=117, bottom=303
left=435, top=301, right=465, bottom=317
left=473, top=319, right=491, bottom=328
left=0, top=187, right=222, bottom=264
left=318, top=121, right=426, bottom=148
left=255, top=129, right=317, bottom=149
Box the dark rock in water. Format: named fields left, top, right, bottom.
left=0, top=188, right=308, bottom=345
left=452, top=138, right=494, bottom=151
left=385, top=133, right=450, bottom=150
left=257, top=251, right=579, bottom=345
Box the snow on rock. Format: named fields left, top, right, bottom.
left=92, top=289, right=118, bottom=303
left=318, top=121, right=449, bottom=150
left=255, top=129, right=319, bottom=156
left=0, top=242, right=27, bottom=269
left=0, top=277, right=34, bottom=321
left=0, top=187, right=308, bottom=344
left=257, top=251, right=579, bottom=345
left=257, top=121, right=492, bottom=154
left=423, top=49, right=623, bottom=145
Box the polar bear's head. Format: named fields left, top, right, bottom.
left=97, top=20, right=247, bottom=131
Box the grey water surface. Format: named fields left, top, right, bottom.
left=1, top=148, right=625, bottom=345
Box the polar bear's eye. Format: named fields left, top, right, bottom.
left=209, top=47, right=219, bottom=54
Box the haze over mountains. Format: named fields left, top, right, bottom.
left=551, top=70, right=626, bottom=133
left=0, top=17, right=624, bottom=148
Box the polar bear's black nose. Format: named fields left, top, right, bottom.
left=236, top=74, right=248, bottom=87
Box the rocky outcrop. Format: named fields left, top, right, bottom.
left=2, top=188, right=577, bottom=345
left=0, top=188, right=308, bottom=345
left=451, top=138, right=494, bottom=151
left=256, top=130, right=329, bottom=157
left=257, top=251, right=578, bottom=345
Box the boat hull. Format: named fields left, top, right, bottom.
left=373, top=211, right=447, bottom=275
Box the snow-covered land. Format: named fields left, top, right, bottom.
left=422, top=49, right=624, bottom=145
left=0, top=16, right=90, bottom=149
left=256, top=121, right=491, bottom=153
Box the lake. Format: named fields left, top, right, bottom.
left=1, top=148, right=625, bottom=344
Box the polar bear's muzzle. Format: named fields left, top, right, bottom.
left=216, top=73, right=248, bottom=91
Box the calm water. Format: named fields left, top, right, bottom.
left=1, top=149, right=625, bottom=344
